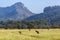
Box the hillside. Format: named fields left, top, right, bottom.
left=0, top=2, right=34, bottom=21
left=26, top=6, right=60, bottom=24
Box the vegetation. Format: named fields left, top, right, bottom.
left=0, top=19, right=59, bottom=29
left=0, top=29, right=59, bottom=40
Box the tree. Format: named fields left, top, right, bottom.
left=0, top=21, right=4, bottom=25
left=15, top=22, right=20, bottom=29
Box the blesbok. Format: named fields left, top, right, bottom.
left=18, top=31, right=22, bottom=34
left=35, top=30, right=39, bottom=34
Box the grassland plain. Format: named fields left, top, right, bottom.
left=0, top=29, right=60, bottom=40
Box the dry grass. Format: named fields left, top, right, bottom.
left=0, top=29, right=59, bottom=40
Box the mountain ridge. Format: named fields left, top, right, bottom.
left=25, top=6, right=60, bottom=24
left=0, top=2, right=34, bottom=21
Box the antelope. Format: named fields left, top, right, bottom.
left=18, top=31, right=22, bottom=34
left=35, top=30, right=39, bottom=34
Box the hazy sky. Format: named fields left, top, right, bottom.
left=0, top=0, right=60, bottom=13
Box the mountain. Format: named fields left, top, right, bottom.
left=26, top=6, right=60, bottom=23
left=0, top=2, right=34, bottom=21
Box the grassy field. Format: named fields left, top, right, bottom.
left=0, top=29, right=60, bottom=40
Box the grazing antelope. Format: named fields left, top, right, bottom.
left=48, top=28, right=49, bottom=30
left=29, top=29, right=31, bottom=31
left=18, top=31, right=22, bottom=34
left=47, top=27, right=50, bottom=30
left=35, top=30, right=39, bottom=34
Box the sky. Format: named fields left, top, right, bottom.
left=0, top=0, right=60, bottom=14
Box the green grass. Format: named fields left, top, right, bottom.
left=0, top=29, right=59, bottom=40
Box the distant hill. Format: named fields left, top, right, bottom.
left=26, top=6, right=60, bottom=23
left=0, top=2, right=34, bottom=21
left=0, top=5, right=60, bottom=29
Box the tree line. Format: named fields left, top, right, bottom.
left=0, top=19, right=59, bottom=29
